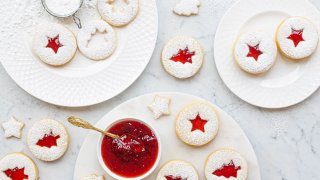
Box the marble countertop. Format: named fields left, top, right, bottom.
left=1, top=0, right=320, bottom=179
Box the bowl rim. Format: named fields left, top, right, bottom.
left=97, top=118, right=162, bottom=180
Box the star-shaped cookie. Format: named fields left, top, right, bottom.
left=81, top=174, right=105, bottom=180
left=148, top=95, right=171, bottom=119
left=2, top=117, right=25, bottom=138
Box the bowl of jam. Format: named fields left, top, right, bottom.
left=97, top=118, right=161, bottom=179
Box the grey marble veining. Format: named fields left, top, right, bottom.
left=1, top=0, right=320, bottom=179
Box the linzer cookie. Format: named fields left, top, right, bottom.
left=27, top=119, right=69, bottom=162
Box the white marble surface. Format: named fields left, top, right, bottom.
left=0, top=0, right=320, bottom=179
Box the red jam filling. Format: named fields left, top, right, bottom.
left=4, top=167, right=28, bottom=180
left=101, top=120, right=159, bottom=178
left=189, top=114, right=208, bottom=133
left=46, top=35, right=63, bottom=54
left=287, top=28, right=305, bottom=47
left=246, top=44, right=262, bottom=61
left=165, top=175, right=187, bottom=180
left=36, top=131, right=60, bottom=148
left=170, top=47, right=195, bottom=64
left=212, top=160, right=241, bottom=178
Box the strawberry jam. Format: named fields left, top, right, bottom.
left=287, top=29, right=305, bottom=47
left=247, top=44, right=262, bottom=61
left=36, top=131, right=60, bottom=148
left=165, top=175, right=187, bottom=180
left=170, top=47, right=195, bottom=64
left=189, top=114, right=208, bottom=133
left=212, top=160, right=241, bottom=178
left=101, top=120, right=159, bottom=178
left=4, top=167, right=28, bottom=180
left=46, top=35, right=63, bottom=54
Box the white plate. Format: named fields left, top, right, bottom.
left=214, top=0, right=320, bottom=108
left=0, top=0, right=158, bottom=107
left=73, top=92, right=261, bottom=180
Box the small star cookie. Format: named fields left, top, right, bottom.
left=148, top=95, right=171, bottom=119
left=174, top=0, right=200, bottom=16
left=1, top=117, right=25, bottom=139
left=81, top=174, right=105, bottom=180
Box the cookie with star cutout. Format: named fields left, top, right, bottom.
left=1, top=117, right=25, bottom=139
left=32, top=23, right=77, bottom=66
left=276, top=17, right=319, bottom=60
left=234, top=31, right=277, bottom=74
left=162, top=36, right=204, bottom=79
left=175, top=102, right=219, bottom=146
left=27, top=119, right=69, bottom=162
left=156, top=160, right=199, bottom=180
left=205, top=149, right=248, bottom=180
left=0, top=153, right=38, bottom=180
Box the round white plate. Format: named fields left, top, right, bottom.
left=214, top=0, right=320, bottom=108
left=73, top=92, right=261, bottom=180
left=0, top=0, right=158, bottom=107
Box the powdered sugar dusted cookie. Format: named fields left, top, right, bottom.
left=27, top=119, right=69, bottom=162
left=77, top=20, right=117, bottom=60
left=148, top=95, right=171, bottom=119
left=234, top=31, right=277, bottom=74
left=0, top=153, right=38, bottom=180
left=162, top=36, right=204, bottom=79
left=81, top=174, right=105, bottom=180
left=277, top=17, right=319, bottom=60
left=156, top=160, right=199, bottom=180
left=174, top=0, right=200, bottom=16
left=205, top=149, right=248, bottom=180
left=1, top=117, right=25, bottom=139
left=32, top=23, right=77, bottom=66
left=175, top=102, right=219, bottom=146
left=98, top=0, right=139, bottom=27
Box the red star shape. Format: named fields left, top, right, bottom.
left=246, top=44, right=263, bottom=61
left=4, top=167, right=28, bottom=180
left=165, top=175, right=187, bottom=180
left=212, top=160, right=241, bottom=178
left=46, top=35, right=63, bottom=54
left=170, top=46, right=195, bottom=64
left=287, top=28, right=305, bottom=47
left=189, top=114, right=208, bottom=133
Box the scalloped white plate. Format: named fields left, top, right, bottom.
left=73, top=92, right=261, bottom=180
left=0, top=0, right=158, bottom=107
left=214, top=0, right=320, bottom=108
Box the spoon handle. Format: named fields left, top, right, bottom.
left=68, top=116, right=119, bottom=139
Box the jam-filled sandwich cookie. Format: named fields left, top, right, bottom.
left=162, top=36, right=204, bottom=79
left=27, top=119, right=69, bottom=162
left=205, top=149, right=248, bottom=180
left=77, top=20, right=117, bottom=60
left=276, top=17, right=319, bottom=60
left=234, top=31, right=277, bottom=74
left=32, top=23, right=77, bottom=66
left=156, top=160, right=199, bottom=180
left=175, top=102, right=219, bottom=146
left=81, top=174, right=105, bottom=180
left=98, top=0, right=139, bottom=27
left=0, top=153, right=38, bottom=180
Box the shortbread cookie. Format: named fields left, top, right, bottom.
left=98, top=0, right=139, bottom=27
left=32, top=23, right=77, bottom=66
left=0, top=153, right=38, bottom=180
left=276, top=17, right=319, bottom=60
left=157, top=160, right=199, bottom=180
left=1, top=117, right=24, bottom=139
left=27, top=119, right=69, bottom=162
left=148, top=95, right=171, bottom=119
left=175, top=102, right=219, bottom=146
left=162, top=36, right=204, bottom=79
left=205, top=149, right=248, bottom=180
left=81, top=174, right=105, bottom=180
left=77, top=20, right=117, bottom=60
left=174, top=0, right=201, bottom=16
left=234, top=31, right=277, bottom=74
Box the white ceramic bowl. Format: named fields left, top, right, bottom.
left=97, top=118, right=162, bottom=180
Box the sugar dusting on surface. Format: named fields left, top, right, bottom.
left=45, top=0, right=82, bottom=16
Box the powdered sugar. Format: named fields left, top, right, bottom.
left=205, top=149, right=248, bottom=180
left=81, top=174, right=105, bottom=180
left=77, top=20, right=117, bottom=60
left=156, top=160, right=198, bottom=180
left=148, top=95, right=171, bottom=119
left=175, top=102, right=219, bottom=146
left=0, top=153, right=38, bottom=180
left=44, top=0, right=82, bottom=17
left=27, top=119, right=69, bottom=162
left=1, top=117, right=25, bottom=139
left=234, top=31, right=277, bottom=74
left=174, top=0, right=201, bottom=16
left=162, top=36, right=203, bottom=79
left=277, top=17, right=319, bottom=60
left=97, top=0, right=139, bottom=27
